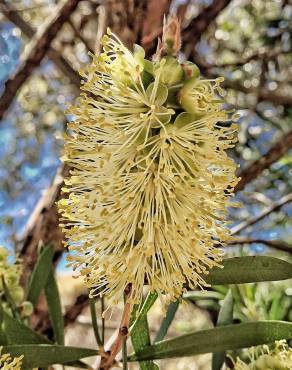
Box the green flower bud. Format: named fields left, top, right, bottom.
left=155, top=57, right=183, bottom=86
left=19, top=301, right=34, bottom=317
left=11, top=286, right=24, bottom=305
left=182, top=62, right=200, bottom=79
left=178, top=77, right=221, bottom=114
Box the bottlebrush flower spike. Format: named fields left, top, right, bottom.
left=58, top=28, right=239, bottom=305
left=0, top=348, right=23, bottom=370
left=231, top=340, right=292, bottom=369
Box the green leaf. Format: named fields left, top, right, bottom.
left=27, top=245, right=54, bottom=305
left=1, top=276, right=20, bottom=319
left=130, top=321, right=292, bottom=361
left=89, top=297, right=102, bottom=346
left=206, top=256, right=292, bottom=285
left=0, top=304, right=7, bottom=345
left=3, top=314, right=90, bottom=370
left=154, top=300, right=179, bottom=343
left=217, top=290, right=233, bottom=326
left=131, top=292, right=158, bottom=332
left=1, top=344, right=97, bottom=368
left=2, top=312, right=50, bottom=344
left=183, top=290, right=224, bottom=301
left=131, top=292, right=158, bottom=370
left=212, top=290, right=233, bottom=370
left=44, top=267, right=64, bottom=345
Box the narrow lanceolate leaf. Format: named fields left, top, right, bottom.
left=130, top=292, right=158, bottom=333
left=2, top=312, right=50, bottom=345
left=212, top=290, right=233, bottom=370
left=206, top=256, right=292, bottom=285
left=130, top=321, right=292, bottom=361
left=0, top=304, right=7, bottom=345
left=26, top=245, right=54, bottom=305
left=1, top=345, right=97, bottom=368
left=131, top=292, right=158, bottom=370
left=44, top=267, right=64, bottom=345
left=154, top=300, right=179, bottom=343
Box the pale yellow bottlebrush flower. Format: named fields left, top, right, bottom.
left=231, top=340, right=292, bottom=370
left=58, top=29, right=239, bottom=305
left=0, top=348, right=23, bottom=370
left=0, top=247, right=23, bottom=304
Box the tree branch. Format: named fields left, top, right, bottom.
left=228, top=237, right=292, bottom=254
left=191, top=56, right=292, bottom=107
left=230, top=193, right=292, bottom=235
left=235, top=130, right=292, bottom=192
left=183, top=0, right=231, bottom=58
left=0, top=0, right=81, bottom=121
left=18, top=165, right=68, bottom=285
left=0, top=0, right=81, bottom=88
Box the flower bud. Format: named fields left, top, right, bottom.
left=182, top=62, right=200, bottom=79
left=178, top=77, right=219, bottom=114
left=11, top=286, right=24, bottom=304
left=19, top=301, right=34, bottom=317
left=161, top=15, right=181, bottom=56
left=156, top=57, right=183, bottom=86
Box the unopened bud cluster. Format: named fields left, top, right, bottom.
left=59, top=29, right=239, bottom=305
left=0, top=247, right=23, bottom=305
left=231, top=340, right=292, bottom=369
left=0, top=347, right=23, bottom=370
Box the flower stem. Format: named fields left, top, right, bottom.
left=89, top=296, right=103, bottom=348
left=101, top=284, right=132, bottom=370
left=122, top=337, right=128, bottom=370
left=101, top=296, right=105, bottom=344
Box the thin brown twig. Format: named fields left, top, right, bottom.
left=68, top=18, right=95, bottom=54
left=101, top=285, right=132, bottom=370
left=192, top=55, right=292, bottom=107
left=204, top=48, right=289, bottom=69
left=228, top=237, right=292, bottom=254
left=0, top=0, right=81, bottom=88
left=0, top=0, right=81, bottom=121
left=95, top=4, right=107, bottom=55
left=235, top=130, right=292, bottom=192
left=183, top=0, right=231, bottom=58
left=230, top=193, right=292, bottom=235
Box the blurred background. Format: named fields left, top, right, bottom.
left=0, top=0, right=291, bottom=369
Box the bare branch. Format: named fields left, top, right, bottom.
left=205, top=48, right=288, bottom=68
left=228, top=237, right=292, bottom=254
left=235, top=130, right=292, bottom=192
left=0, top=0, right=81, bottom=121
left=18, top=165, right=68, bottom=285
left=68, top=18, right=95, bottom=54
left=230, top=193, right=292, bottom=235
left=183, top=0, right=231, bottom=58
left=223, top=80, right=292, bottom=106
left=0, top=0, right=81, bottom=88
left=192, top=56, right=292, bottom=106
